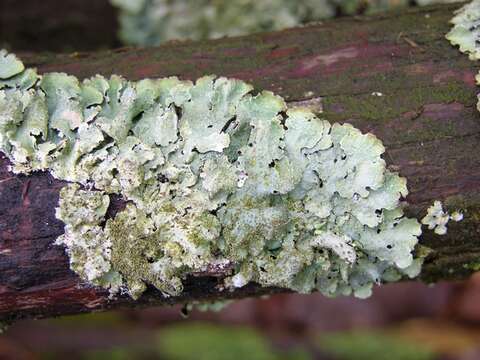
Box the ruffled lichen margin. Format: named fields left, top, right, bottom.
left=111, top=0, right=463, bottom=47
left=446, top=0, right=480, bottom=110
left=446, top=0, right=480, bottom=61
left=0, top=50, right=424, bottom=300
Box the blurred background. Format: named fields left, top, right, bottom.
left=2, top=276, right=480, bottom=360
left=1, top=0, right=478, bottom=359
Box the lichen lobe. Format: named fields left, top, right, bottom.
left=446, top=0, right=480, bottom=60
left=421, top=200, right=463, bottom=235
left=0, top=50, right=424, bottom=300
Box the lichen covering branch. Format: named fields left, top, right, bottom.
left=111, top=0, right=462, bottom=46
left=0, top=50, right=423, bottom=300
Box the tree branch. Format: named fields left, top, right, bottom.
left=1, top=3, right=479, bottom=322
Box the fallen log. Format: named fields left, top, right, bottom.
left=0, top=3, right=479, bottom=322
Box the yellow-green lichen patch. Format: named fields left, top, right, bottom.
left=0, top=50, right=424, bottom=300
left=446, top=0, right=480, bottom=60
left=55, top=184, right=115, bottom=286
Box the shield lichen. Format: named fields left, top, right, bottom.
left=0, top=50, right=424, bottom=300
left=448, top=2, right=480, bottom=152
left=0, top=50, right=24, bottom=79
left=110, top=0, right=336, bottom=46
left=421, top=200, right=463, bottom=235
left=111, top=0, right=450, bottom=46
left=446, top=0, right=480, bottom=60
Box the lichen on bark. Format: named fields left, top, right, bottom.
left=446, top=0, right=480, bottom=60
left=111, top=0, right=449, bottom=46
left=0, top=50, right=424, bottom=300
left=421, top=200, right=463, bottom=235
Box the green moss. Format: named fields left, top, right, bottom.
left=324, top=82, right=475, bottom=123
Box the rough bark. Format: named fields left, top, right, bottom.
left=1, top=3, right=479, bottom=322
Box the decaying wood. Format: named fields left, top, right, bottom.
left=1, top=3, right=479, bottom=322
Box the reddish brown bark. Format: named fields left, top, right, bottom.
left=0, top=3, right=479, bottom=322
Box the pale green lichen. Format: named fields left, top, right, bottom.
left=421, top=200, right=463, bottom=235
left=0, top=50, right=24, bottom=79
left=183, top=300, right=233, bottom=314
left=0, top=50, right=424, bottom=300
left=111, top=0, right=462, bottom=46
left=446, top=0, right=480, bottom=60
left=0, top=321, right=9, bottom=334
left=111, top=0, right=335, bottom=46
left=112, top=0, right=459, bottom=46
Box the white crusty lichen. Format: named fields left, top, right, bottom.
left=446, top=0, right=480, bottom=60
left=421, top=200, right=463, bottom=235
left=0, top=50, right=424, bottom=300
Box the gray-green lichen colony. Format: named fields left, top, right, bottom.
left=0, top=50, right=423, bottom=300
left=446, top=0, right=480, bottom=60
left=447, top=1, right=480, bottom=130
left=109, top=0, right=414, bottom=47
left=110, top=0, right=336, bottom=45
left=111, top=0, right=462, bottom=46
